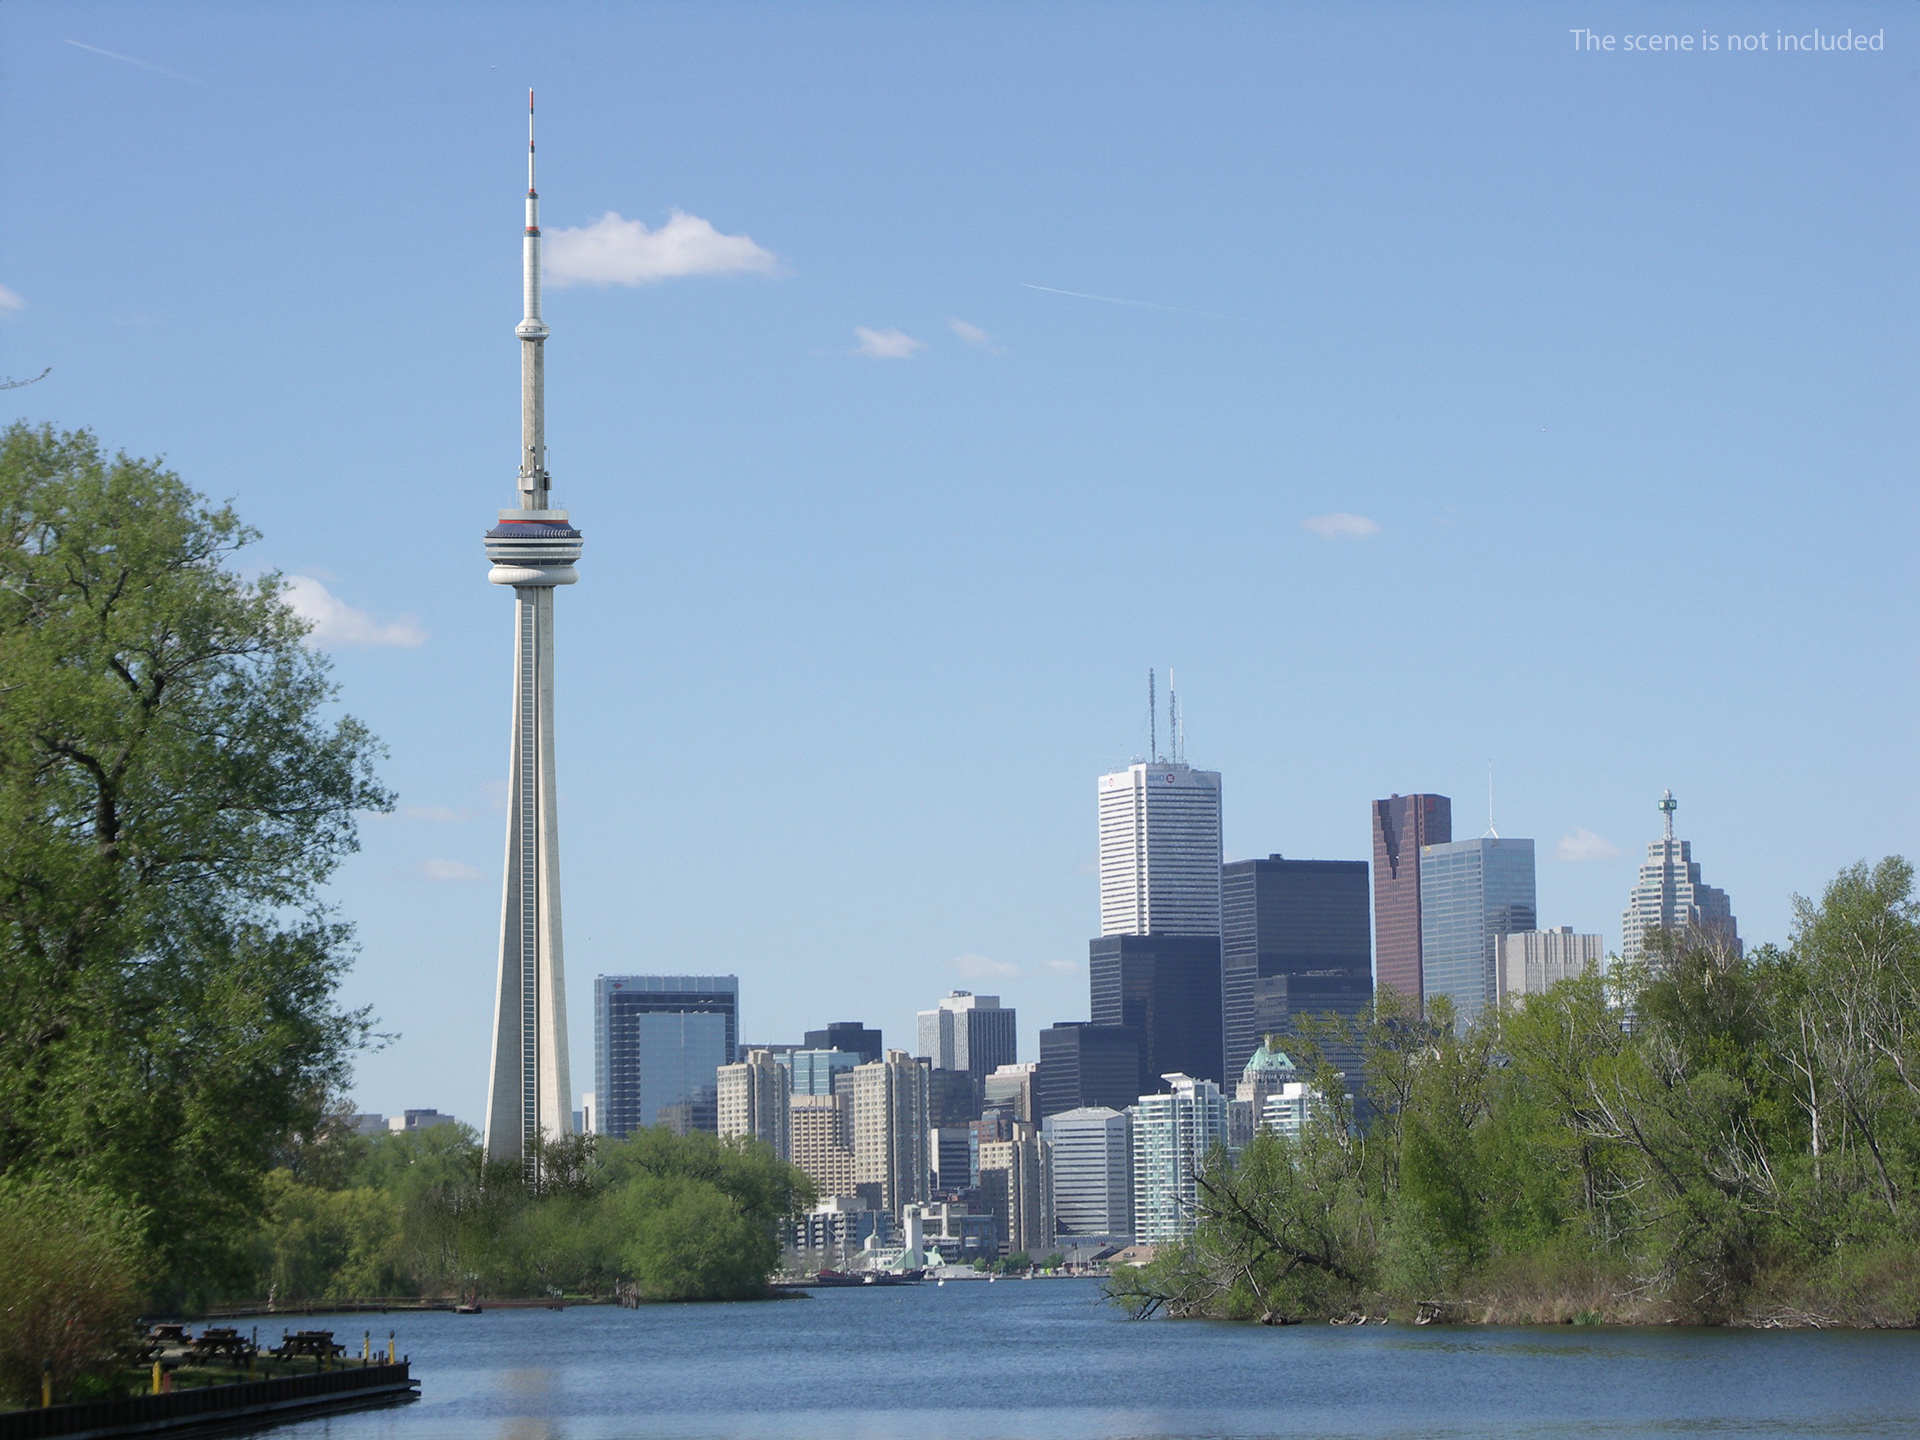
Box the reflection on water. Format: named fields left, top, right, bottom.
left=274, top=1278, right=1920, bottom=1440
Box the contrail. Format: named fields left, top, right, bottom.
left=64, top=39, right=197, bottom=83
left=1020, top=282, right=1224, bottom=318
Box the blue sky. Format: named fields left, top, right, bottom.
left=2, top=3, right=1914, bottom=1124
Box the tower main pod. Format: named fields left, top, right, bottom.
left=483, top=94, right=581, bottom=1170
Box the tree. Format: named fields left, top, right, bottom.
left=0, top=424, right=391, bottom=1301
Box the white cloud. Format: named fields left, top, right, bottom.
left=0, top=285, right=24, bottom=313
left=1045, top=959, right=1080, bottom=975
left=285, top=575, right=426, bottom=649
left=420, top=858, right=484, bottom=883
left=853, top=327, right=925, bottom=360
left=1556, top=828, right=1622, bottom=863
left=1303, top=512, right=1381, bottom=539
left=544, top=211, right=779, bottom=287
left=952, top=953, right=1020, bottom=980
left=948, top=318, right=1002, bottom=352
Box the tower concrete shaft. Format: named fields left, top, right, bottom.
left=483, top=92, right=582, bottom=1171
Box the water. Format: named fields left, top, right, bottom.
left=278, top=1278, right=1920, bottom=1440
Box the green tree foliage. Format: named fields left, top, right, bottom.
left=1114, top=858, right=1920, bottom=1326
left=249, top=1125, right=813, bottom=1303
left=0, top=424, right=391, bottom=1303
left=0, top=1179, right=146, bottom=1405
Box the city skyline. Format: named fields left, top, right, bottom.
left=3, top=6, right=1908, bottom=1125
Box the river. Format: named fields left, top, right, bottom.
left=276, top=1278, right=1920, bottom=1439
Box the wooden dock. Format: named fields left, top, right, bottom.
left=0, top=1361, right=417, bottom=1440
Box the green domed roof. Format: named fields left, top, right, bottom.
left=1242, top=1040, right=1299, bottom=1078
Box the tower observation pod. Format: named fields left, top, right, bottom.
left=483, top=92, right=582, bottom=1174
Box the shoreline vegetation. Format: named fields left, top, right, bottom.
left=1107, top=858, right=1920, bottom=1331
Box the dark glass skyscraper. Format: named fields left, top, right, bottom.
left=803, top=1021, right=883, bottom=1065
left=594, top=975, right=738, bottom=1139
left=1038, top=1022, right=1144, bottom=1116
left=1371, top=794, right=1451, bottom=1004
left=1088, top=934, right=1224, bottom=1088
left=1221, top=856, right=1372, bottom=1078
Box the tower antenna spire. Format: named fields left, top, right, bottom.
left=1147, top=669, right=1157, bottom=764
left=1660, top=788, right=1677, bottom=844
left=1485, top=761, right=1498, bottom=838
left=1168, top=667, right=1179, bottom=765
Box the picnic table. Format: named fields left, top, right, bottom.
left=187, top=1326, right=256, bottom=1362
left=270, top=1329, right=346, bottom=1361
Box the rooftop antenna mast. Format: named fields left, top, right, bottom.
left=1147, top=669, right=1157, bottom=764
left=1660, top=789, right=1677, bottom=844
left=1485, top=761, right=1498, bottom=838
left=1169, top=667, right=1182, bottom=765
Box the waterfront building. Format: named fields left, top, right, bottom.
left=593, top=975, right=738, bottom=1138
left=1098, top=762, right=1224, bottom=938
left=983, top=1062, right=1041, bottom=1124
left=1620, top=791, right=1741, bottom=967
left=790, top=1196, right=889, bottom=1270
left=790, top=1093, right=855, bottom=1199
left=906, top=1200, right=997, bottom=1263
left=1042, top=1106, right=1132, bottom=1241
left=1371, top=794, right=1453, bottom=1005
left=804, top=1022, right=883, bottom=1065
left=916, top=991, right=1018, bottom=1078
left=852, top=1049, right=930, bottom=1216
left=1221, top=856, right=1372, bottom=1079
left=783, top=1047, right=862, bottom=1097
left=979, top=1122, right=1054, bottom=1257
left=1420, top=838, right=1536, bottom=1028
left=482, top=97, right=588, bottom=1171
left=1498, top=928, right=1606, bottom=1000
left=718, top=1048, right=791, bottom=1159
left=1037, top=1022, right=1142, bottom=1118
left=1130, top=1073, right=1228, bottom=1243
left=1089, top=934, right=1224, bottom=1086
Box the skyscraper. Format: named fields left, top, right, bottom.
left=783, top=1048, right=862, bottom=1097
left=1371, top=794, right=1451, bottom=1005
left=1221, top=857, right=1372, bottom=1079
left=1037, top=1022, right=1142, bottom=1118
left=1089, top=935, right=1225, bottom=1086
left=915, top=992, right=1018, bottom=1078
left=483, top=95, right=586, bottom=1170
left=982, top=1062, right=1041, bottom=1124
left=978, top=1123, right=1054, bottom=1258
left=717, top=1048, right=791, bottom=1159
left=1098, top=763, right=1224, bottom=937
left=1497, top=928, right=1606, bottom=999
left=1043, top=1106, right=1133, bottom=1241
left=789, top=1093, right=855, bottom=1200
left=803, top=1022, right=883, bottom=1065
left=1130, top=1073, right=1228, bottom=1243
left=851, top=1049, right=930, bottom=1216
left=1420, top=838, right=1536, bottom=1027
left=1620, top=791, right=1741, bottom=966
left=593, top=975, right=738, bottom=1138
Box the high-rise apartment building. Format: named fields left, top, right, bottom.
left=1497, top=928, right=1606, bottom=1000
left=1420, top=838, right=1536, bottom=1027
left=851, top=1049, right=930, bottom=1216
left=1620, top=792, right=1741, bottom=967
left=915, top=992, right=1018, bottom=1078
left=1037, top=1023, right=1142, bottom=1119
left=1089, top=934, right=1224, bottom=1086
left=717, top=1048, right=791, bottom=1160
left=1042, top=1106, right=1132, bottom=1241
left=803, top=1022, right=883, bottom=1065
left=1371, top=794, right=1452, bottom=1004
left=1130, top=1073, right=1228, bottom=1244
left=593, top=975, right=738, bottom=1139
left=978, top=1122, right=1054, bottom=1258
left=789, top=1093, right=855, bottom=1199
left=1097, top=763, right=1224, bottom=937
left=1221, top=857, right=1372, bottom=1079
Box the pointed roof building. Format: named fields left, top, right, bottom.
left=1619, top=791, right=1740, bottom=967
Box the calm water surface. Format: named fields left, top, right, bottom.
left=278, top=1278, right=1919, bottom=1440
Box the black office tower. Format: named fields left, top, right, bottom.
left=1037, top=1022, right=1144, bottom=1117
left=803, top=1021, right=883, bottom=1065
left=1221, top=856, right=1372, bottom=1079
left=1087, top=934, right=1224, bottom=1088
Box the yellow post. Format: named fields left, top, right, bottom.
left=152, top=1361, right=163, bottom=1396
left=41, top=1366, right=51, bottom=1408
left=387, top=1333, right=395, bottom=1364
left=363, top=1331, right=370, bottom=1362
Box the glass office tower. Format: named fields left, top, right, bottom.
left=1220, top=856, right=1372, bottom=1079
left=594, top=975, right=738, bottom=1137
left=1418, top=839, right=1535, bottom=1028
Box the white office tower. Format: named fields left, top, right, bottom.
left=915, top=991, right=1018, bottom=1077
left=718, top=1049, right=792, bottom=1160
left=852, top=1050, right=931, bottom=1216
left=483, top=95, right=584, bottom=1171
left=1043, top=1107, right=1133, bottom=1242
left=978, top=1123, right=1054, bottom=1257
left=1620, top=791, right=1741, bottom=967
left=1497, top=928, right=1607, bottom=999
left=1130, top=1073, right=1228, bottom=1243
left=1098, top=763, right=1223, bottom=936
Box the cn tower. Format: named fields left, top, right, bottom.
left=482, top=92, right=582, bottom=1170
